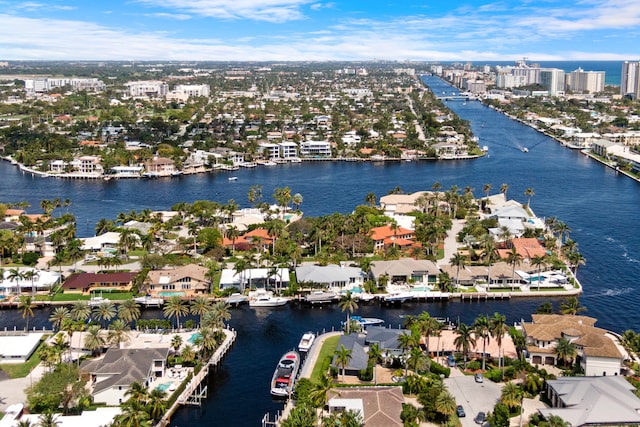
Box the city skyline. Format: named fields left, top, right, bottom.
left=0, top=0, right=639, bottom=61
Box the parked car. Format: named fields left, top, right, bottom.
left=447, top=355, right=456, bottom=367
left=474, top=411, right=486, bottom=424
left=474, top=373, right=484, bottom=383
left=456, top=405, right=465, bottom=417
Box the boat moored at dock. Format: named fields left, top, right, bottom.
left=249, top=290, right=288, bottom=308
left=270, top=350, right=300, bottom=398
left=298, top=332, right=315, bottom=352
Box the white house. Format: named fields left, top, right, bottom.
left=300, top=140, right=331, bottom=158
left=278, top=141, right=298, bottom=159
left=295, top=263, right=365, bottom=290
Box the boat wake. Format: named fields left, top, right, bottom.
left=582, top=287, right=634, bottom=298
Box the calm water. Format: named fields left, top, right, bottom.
left=1, top=75, right=639, bottom=425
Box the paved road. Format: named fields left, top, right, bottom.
left=0, top=363, right=47, bottom=412
left=438, top=219, right=465, bottom=266
left=445, top=372, right=501, bottom=427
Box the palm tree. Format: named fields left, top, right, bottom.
left=8, top=268, right=24, bottom=295
left=171, top=334, right=183, bottom=353
left=124, top=381, right=149, bottom=404
left=482, top=183, right=492, bottom=200
left=434, top=390, right=456, bottom=421
left=500, top=183, right=509, bottom=200
left=49, top=306, right=71, bottom=331
left=500, top=382, right=523, bottom=411
left=554, top=337, right=577, bottom=368
left=308, top=374, right=333, bottom=416
left=530, top=254, right=547, bottom=291
left=490, top=312, right=508, bottom=376
left=208, top=301, right=231, bottom=329
left=473, top=314, right=491, bottom=371
left=117, top=399, right=151, bottom=427
left=334, top=344, right=353, bottom=383
left=118, top=299, right=141, bottom=327
left=506, top=247, right=523, bottom=291
left=181, top=344, right=196, bottom=364
left=365, top=192, right=377, bottom=207
left=190, top=296, right=211, bottom=327
left=338, top=291, right=358, bottom=334
left=84, top=324, right=105, bottom=356
left=449, top=253, right=466, bottom=287
left=567, top=251, right=586, bottom=275
left=65, top=239, right=83, bottom=272
left=407, top=347, right=429, bottom=374
left=224, top=225, right=240, bottom=254
left=37, top=411, right=60, bottom=427
left=18, top=295, right=35, bottom=331
left=70, top=300, right=91, bottom=322
left=524, top=187, right=535, bottom=208
left=198, top=326, right=220, bottom=358
left=454, top=323, right=476, bottom=370
left=560, top=297, right=586, bottom=315
left=147, top=388, right=167, bottom=421
left=163, top=296, right=189, bottom=329
left=108, top=319, right=131, bottom=348
left=93, top=300, right=116, bottom=329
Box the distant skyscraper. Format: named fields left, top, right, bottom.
left=539, top=69, right=565, bottom=95
left=621, top=61, right=640, bottom=98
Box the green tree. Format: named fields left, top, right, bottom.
left=338, top=291, right=358, bottom=334
left=560, top=297, right=586, bottom=315
left=84, top=324, right=105, bottom=356
left=93, top=300, right=117, bottom=329
left=49, top=306, right=71, bottom=331
left=524, top=187, right=535, bottom=208
left=500, top=382, right=523, bottom=411
left=554, top=337, right=577, bottom=368
left=147, top=388, right=167, bottom=421
left=334, top=344, right=353, bottom=383
left=449, top=252, right=466, bottom=287
left=474, top=314, right=491, bottom=371
left=434, top=390, right=456, bottom=421
left=505, top=247, right=523, bottom=291
left=18, top=295, right=35, bottom=331
left=454, top=323, right=477, bottom=370
left=163, top=296, right=189, bottom=329
left=118, top=299, right=141, bottom=327
left=490, top=312, right=508, bottom=376
left=108, top=319, right=131, bottom=348
left=190, top=295, right=211, bottom=327
left=70, top=300, right=91, bottom=322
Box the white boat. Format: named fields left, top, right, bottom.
left=382, top=292, right=413, bottom=303
left=353, top=292, right=376, bottom=302
left=226, top=292, right=248, bottom=306
left=522, top=147, right=529, bottom=153
left=298, top=332, right=315, bottom=352
left=88, top=296, right=110, bottom=307
left=228, top=176, right=238, bottom=181
left=288, top=157, right=302, bottom=163
left=304, top=290, right=338, bottom=304
left=249, top=290, right=288, bottom=307
left=350, top=315, right=384, bottom=327
left=482, top=145, right=489, bottom=152
left=270, top=350, right=300, bottom=397
left=134, top=295, right=164, bottom=307
left=261, top=160, right=277, bottom=166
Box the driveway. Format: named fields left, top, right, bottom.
left=445, top=373, right=501, bottom=427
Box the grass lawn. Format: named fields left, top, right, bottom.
left=51, top=292, right=134, bottom=302
left=310, top=335, right=340, bottom=383
left=0, top=336, right=47, bottom=378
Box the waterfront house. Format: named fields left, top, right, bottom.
left=370, top=224, right=416, bottom=252
left=80, top=231, right=121, bottom=254
left=0, top=333, right=45, bottom=363
left=144, top=264, right=210, bottom=297
left=379, top=192, right=426, bottom=215
left=1, top=268, right=61, bottom=295
left=143, top=156, right=176, bottom=177
left=62, top=272, right=137, bottom=295
left=295, top=263, right=365, bottom=290
left=70, top=156, right=104, bottom=176
left=369, top=258, right=439, bottom=286
left=522, top=314, right=625, bottom=376
left=327, top=386, right=404, bottom=427
left=539, top=376, right=640, bottom=426
left=497, top=238, right=547, bottom=261
left=81, top=347, right=169, bottom=405
left=300, top=140, right=331, bottom=157
left=218, top=267, right=290, bottom=291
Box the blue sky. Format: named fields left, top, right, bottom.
left=1, top=0, right=639, bottom=61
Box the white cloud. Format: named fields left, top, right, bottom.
left=144, top=13, right=192, bottom=20
left=135, top=0, right=313, bottom=23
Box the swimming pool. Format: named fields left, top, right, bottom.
left=158, top=291, right=186, bottom=297
left=156, top=382, right=172, bottom=392
left=188, top=333, right=202, bottom=344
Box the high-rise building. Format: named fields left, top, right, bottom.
left=566, top=68, right=605, bottom=94
left=621, top=61, right=640, bottom=98
left=539, top=69, right=565, bottom=95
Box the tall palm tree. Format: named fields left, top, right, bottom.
left=449, top=253, right=466, bottom=287
left=506, top=247, right=523, bottom=291
left=8, top=268, right=24, bottom=295
left=118, top=299, right=141, bottom=327
left=117, top=399, right=152, bottom=427
left=500, top=382, right=523, bottom=411
left=190, top=295, right=211, bottom=327
left=308, top=374, right=333, bottom=416
left=49, top=306, right=71, bottom=331
left=124, top=381, right=149, bottom=404
left=434, top=390, right=456, bottom=421
left=530, top=255, right=547, bottom=292
left=198, top=326, right=220, bottom=359
left=338, top=291, right=358, bottom=334
left=473, top=314, right=491, bottom=371
left=84, top=324, right=105, bottom=356
left=407, top=347, right=429, bottom=374
left=555, top=337, right=577, bottom=368
left=163, top=296, right=189, bottom=329
left=334, top=344, right=353, bottom=383
left=18, top=295, right=35, bottom=331
left=65, top=239, right=83, bottom=272
left=108, top=319, right=131, bottom=348
left=224, top=225, right=240, bottom=254
left=489, top=312, right=508, bottom=375
left=93, top=300, right=117, bottom=329
left=208, top=301, right=231, bottom=329
left=524, top=187, right=535, bottom=208
left=70, top=300, right=91, bottom=322
left=147, top=388, right=168, bottom=421
left=500, top=183, right=509, bottom=200
left=454, top=323, right=476, bottom=370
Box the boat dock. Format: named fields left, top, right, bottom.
left=156, top=327, right=236, bottom=427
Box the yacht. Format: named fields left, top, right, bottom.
left=249, top=290, right=288, bottom=307
left=134, top=295, right=164, bottom=307
left=298, top=332, right=315, bottom=352
left=225, top=292, right=248, bottom=306
left=350, top=315, right=384, bottom=327
left=270, top=350, right=300, bottom=397
left=228, top=176, right=238, bottom=181
left=304, top=290, right=338, bottom=305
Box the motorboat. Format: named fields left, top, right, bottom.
left=304, top=290, right=338, bottom=305
left=350, top=315, right=384, bottom=327
left=88, top=293, right=110, bottom=307
left=134, top=295, right=164, bottom=307
left=522, top=147, right=529, bottom=153
left=298, top=332, right=315, bottom=352
left=382, top=292, right=413, bottom=304
left=228, top=176, right=238, bottom=181
left=353, top=292, right=376, bottom=302
left=249, top=290, right=288, bottom=307
left=270, top=350, right=300, bottom=397
left=225, top=292, right=248, bottom=306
